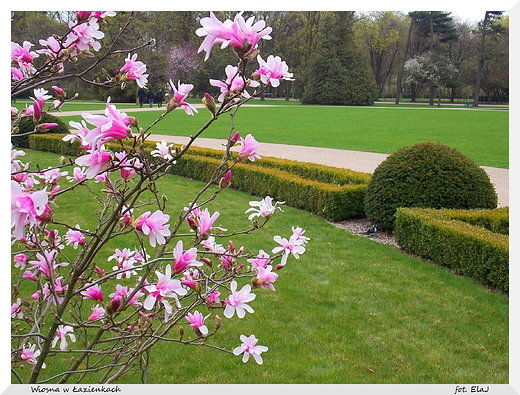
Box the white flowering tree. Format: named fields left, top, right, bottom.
left=403, top=50, right=459, bottom=106
left=11, top=11, right=302, bottom=384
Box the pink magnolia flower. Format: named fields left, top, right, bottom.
left=167, top=80, right=198, bottom=116
left=238, top=134, right=261, bottom=162
left=27, top=249, right=67, bottom=278
left=135, top=210, right=171, bottom=247
left=52, top=325, right=76, bottom=351
left=233, top=334, right=268, bottom=364
left=65, top=19, right=104, bottom=52
left=224, top=280, right=256, bottom=318
left=197, top=208, right=220, bottom=237
left=254, top=265, right=278, bottom=291
left=144, top=264, right=187, bottom=321
left=40, top=167, right=67, bottom=185
left=66, top=167, right=87, bottom=183
left=11, top=180, right=48, bottom=240
left=291, top=226, right=310, bottom=245
left=11, top=41, right=38, bottom=77
left=11, top=298, right=23, bottom=319
left=272, top=233, right=306, bottom=266
left=65, top=226, right=86, bottom=249
left=81, top=98, right=132, bottom=150
left=247, top=250, right=271, bottom=269
left=74, top=149, right=111, bottom=179
left=207, top=290, right=221, bottom=304
left=43, top=277, right=68, bottom=305
left=109, top=248, right=144, bottom=280
left=37, top=36, right=65, bottom=72
left=150, top=140, right=174, bottom=160
left=210, top=65, right=259, bottom=103
left=186, top=311, right=209, bottom=335
left=196, top=12, right=272, bottom=61
left=119, top=53, right=148, bottom=88
left=114, top=151, right=142, bottom=179
left=81, top=284, right=104, bottom=302
left=88, top=305, right=105, bottom=322
left=254, top=55, right=294, bottom=87
left=172, top=240, right=202, bottom=274
left=245, top=196, right=283, bottom=221
left=14, top=253, right=28, bottom=269
left=21, top=344, right=45, bottom=368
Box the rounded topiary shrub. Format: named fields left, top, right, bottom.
left=12, top=113, right=69, bottom=148
left=364, top=142, right=498, bottom=231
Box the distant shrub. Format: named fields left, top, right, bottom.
left=364, top=142, right=498, bottom=230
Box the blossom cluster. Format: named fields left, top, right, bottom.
left=11, top=10, right=304, bottom=381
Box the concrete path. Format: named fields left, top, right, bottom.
left=145, top=134, right=510, bottom=208
left=55, top=105, right=509, bottom=208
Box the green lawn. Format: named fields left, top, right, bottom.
left=48, top=100, right=509, bottom=168
left=12, top=150, right=509, bottom=384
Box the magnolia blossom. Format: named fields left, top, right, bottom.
left=14, top=253, right=28, bottom=269
left=238, top=134, right=261, bottom=162
left=272, top=233, right=306, bottom=266
left=210, top=65, right=259, bottom=103
left=11, top=298, right=23, bottom=319
left=186, top=311, right=209, bottom=335
left=27, top=249, right=68, bottom=278
left=81, top=284, right=104, bottom=302
left=255, top=55, right=294, bottom=87
left=37, top=36, right=65, bottom=72
left=233, top=334, right=268, bottom=364
left=114, top=151, right=143, bottom=179
left=151, top=140, right=174, bottom=160
left=134, top=210, right=171, bottom=247
left=74, top=149, right=111, bottom=179
left=64, top=18, right=104, bottom=52
left=196, top=11, right=272, bottom=61
left=88, top=305, right=105, bottom=322
left=66, top=167, right=87, bottom=183
left=119, top=53, right=148, bottom=88
left=65, top=226, right=86, bottom=249
left=21, top=344, right=45, bottom=368
left=52, top=325, right=76, bottom=351
left=172, top=240, right=202, bottom=273
left=291, top=226, right=310, bottom=245
left=254, top=265, right=278, bottom=291
left=246, top=196, right=283, bottom=221
left=40, top=167, right=67, bottom=185
left=224, top=280, right=256, bottom=319
left=11, top=41, right=38, bottom=77
left=167, top=80, right=198, bottom=115
left=144, top=264, right=187, bottom=321
left=247, top=250, right=271, bottom=269
left=11, top=180, right=49, bottom=240
left=109, top=248, right=145, bottom=279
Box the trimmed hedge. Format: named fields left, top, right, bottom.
left=394, top=207, right=509, bottom=293
left=28, top=134, right=371, bottom=221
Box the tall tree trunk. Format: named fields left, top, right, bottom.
left=474, top=11, right=489, bottom=106
left=428, top=12, right=435, bottom=106
left=394, top=17, right=413, bottom=104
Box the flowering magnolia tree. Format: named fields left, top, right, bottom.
left=11, top=11, right=303, bottom=384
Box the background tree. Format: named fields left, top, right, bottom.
left=354, top=11, right=408, bottom=98
left=300, top=11, right=377, bottom=106
left=474, top=11, right=507, bottom=105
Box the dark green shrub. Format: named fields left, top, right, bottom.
left=364, top=142, right=498, bottom=230
left=12, top=113, right=69, bottom=148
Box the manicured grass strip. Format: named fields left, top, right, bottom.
left=56, top=104, right=509, bottom=168
left=13, top=150, right=509, bottom=384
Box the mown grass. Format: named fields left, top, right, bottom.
left=44, top=100, right=509, bottom=169
left=12, top=150, right=509, bottom=384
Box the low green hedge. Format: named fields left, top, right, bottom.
left=28, top=134, right=371, bottom=221
left=394, top=207, right=509, bottom=293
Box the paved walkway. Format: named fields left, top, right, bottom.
left=56, top=105, right=509, bottom=207
left=144, top=134, right=509, bottom=208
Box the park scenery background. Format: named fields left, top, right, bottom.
left=9, top=9, right=514, bottom=387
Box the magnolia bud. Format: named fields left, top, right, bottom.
left=215, top=315, right=222, bottom=331
left=201, top=257, right=212, bottom=266
left=166, top=97, right=179, bottom=113
left=179, top=326, right=185, bottom=338
left=229, top=131, right=240, bottom=147
left=252, top=277, right=266, bottom=288
left=219, top=170, right=232, bottom=189
left=202, top=93, right=216, bottom=115
left=128, top=116, right=139, bottom=128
